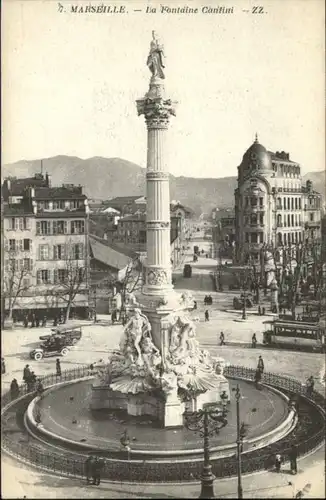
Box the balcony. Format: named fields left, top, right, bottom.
left=305, top=221, right=320, bottom=229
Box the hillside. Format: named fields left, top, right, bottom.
left=2, top=156, right=324, bottom=214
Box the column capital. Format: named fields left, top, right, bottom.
left=136, top=96, right=177, bottom=130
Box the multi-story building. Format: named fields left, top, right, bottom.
left=234, top=135, right=322, bottom=264
left=2, top=174, right=89, bottom=322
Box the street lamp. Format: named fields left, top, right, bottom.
left=232, top=385, right=248, bottom=500
left=184, top=392, right=228, bottom=499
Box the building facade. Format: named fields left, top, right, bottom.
left=2, top=174, right=90, bottom=321
left=234, top=136, right=322, bottom=264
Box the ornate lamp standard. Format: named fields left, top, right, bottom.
left=184, top=392, right=228, bottom=499
left=232, top=384, right=249, bottom=500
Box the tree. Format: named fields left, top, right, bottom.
left=50, top=240, right=88, bottom=323
left=3, top=250, right=33, bottom=321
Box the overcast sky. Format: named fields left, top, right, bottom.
left=2, top=0, right=325, bottom=178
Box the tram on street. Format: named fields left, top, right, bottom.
left=263, top=319, right=325, bottom=352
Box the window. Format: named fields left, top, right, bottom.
left=283, top=197, right=286, bottom=210
left=36, top=221, right=51, bottom=235
left=291, top=198, right=294, bottom=210
left=72, top=243, right=84, bottom=260
left=53, top=200, right=65, bottom=210
left=298, top=198, right=301, bottom=209
left=71, top=220, right=85, bottom=234
left=245, top=233, right=249, bottom=243
left=245, top=197, right=249, bottom=208
left=259, top=214, right=264, bottom=225
left=23, top=239, right=31, bottom=251
left=23, top=258, right=32, bottom=271
left=37, top=269, right=51, bottom=284
left=9, top=239, right=16, bottom=251
left=291, top=214, right=294, bottom=226
left=295, top=198, right=298, bottom=210
left=284, top=215, right=287, bottom=227
left=78, top=267, right=85, bottom=282
left=39, top=244, right=49, bottom=260
left=55, top=269, right=68, bottom=284
left=287, top=214, right=291, bottom=227
left=310, top=213, right=314, bottom=222
left=250, top=214, right=257, bottom=225
left=259, top=197, right=263, bottom=207
left=251, top=233, right=258, bottom=243
left=287, top=198, right=290, bottom=210
left=53, top=244, right=65, bottom=260
left=19, top=218, right=24, bottom=230
left=250, top=197, right=257, bottom=207
left=53, top=220, right=68, bottom=234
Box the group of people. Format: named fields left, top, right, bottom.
left=204, top=295, right=213, bottom=305
left=85, top=456, right=105, bottom=485
left=21, top=311, right=67, bottom=328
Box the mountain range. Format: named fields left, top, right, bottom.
left=2, top=156, right=325, bottom=215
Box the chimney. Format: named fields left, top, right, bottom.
left=306, top=180, right=312, bottom=193
left=45, top=173, right=51, bottom=187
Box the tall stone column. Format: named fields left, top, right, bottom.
left=137, top=89, right=177, bottom=296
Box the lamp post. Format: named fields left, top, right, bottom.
left=184, top=393, right=228, bottom=499
left=233, top=384, right=247, bottom=499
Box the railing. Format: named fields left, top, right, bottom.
left=2, top=365, right=325, bottom=483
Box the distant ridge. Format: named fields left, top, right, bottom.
left=2, top=156, right=324, bottom=215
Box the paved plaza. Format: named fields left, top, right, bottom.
left=2, top=306, right=325, bottom=498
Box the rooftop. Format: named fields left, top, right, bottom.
left=34, top=187, right=86, bottom=199
left=89, top=235, right=137, bottom=270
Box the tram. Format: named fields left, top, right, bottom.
left=263, top=319, right=325, bottom=352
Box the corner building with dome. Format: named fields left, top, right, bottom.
left=234, top=135, right=322, bottom=264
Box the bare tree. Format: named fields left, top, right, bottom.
left=3, top=250, right=33, bottom=321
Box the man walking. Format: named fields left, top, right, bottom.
left=10, top=379, right=19, bottom=400
left=257, top=355, right=264, bottom=373
left=56, top=359, right=62, bottom=377
left=23, top=364, right=31, bottom=384
left=306, top=376, right=314, bottom=398
left=219, top=332, right=225, bottom=346
left=92, top=457, right=103, bottom=485
left=205, top=310, right=209, bottom=322
left=252, top=333, right=257, bottom=348
left=289, top=444, right=298, bottom=475
left=85, top=455, right=94, bottom=484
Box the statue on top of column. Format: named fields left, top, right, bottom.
left=147, top=31, right=165, bottom=80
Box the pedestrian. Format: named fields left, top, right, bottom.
left=289, top=444, right=298, bottom=475
left=31, top=313, right=36, bottom=328
left=92, top=457, right=103, bottom=485
left=258, top=305, right=261, bottom=316
left=28, top=371, right=37, bottom=391
left=85, top=455, right=94, bottom=484
left=42, top=315, right=47, bottom=327
left=257, top=355, right=264, bottom=373
left=35, top=315, right=40, bottom=328
left=23, top=364, right=31, bottom=384
left=56, top=358, right=62, bottom=377
left=220, top=332, right=225, bottom=346
left=275, top=453, right=282, bottom=473
left=1, top=357, right=6, bottom=375
left=254, top=368, right=262, bottom=389
left=205, top=310, right=209, bottom=322
left=252, top=333, right=257, bottom=348
left=209, top=295, right=213, bottom=305
left=204, top=296, right=207, bottom=306
left=23, top=315, right=28, bottom=328
left=306, top=376, right=314, bottom=398
left=262, top=307, right=266, bottom=315
left=193, top=300, right=197, bottom=310
left=10, top=378, right=19, bottom=400
left=36, top=378, right=44, bottom=398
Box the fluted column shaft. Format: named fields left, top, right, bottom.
left=136, top=88, right=177, bottom=295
